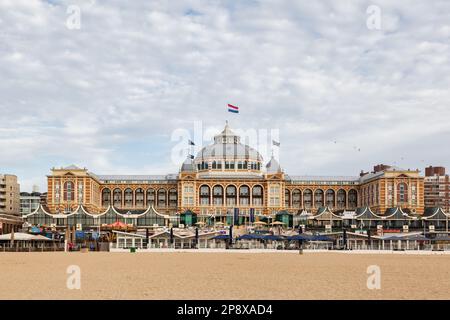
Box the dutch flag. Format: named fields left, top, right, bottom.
left=228, top=104, right=239, bottom=113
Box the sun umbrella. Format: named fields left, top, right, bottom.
left=263, top=235, right=285, bottom=241
left=108, top=221, right=128, bottom=229
left=254, top=221, right=267, bottom=225
left=195, top=221, right=206, bottom=226
left=271, top=221, right=285, bottom=225
left=212, top=234, right=229, bottom=240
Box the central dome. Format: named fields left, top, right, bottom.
left=194, top=123, right=263, bottom=172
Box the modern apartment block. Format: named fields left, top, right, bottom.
left=424, top=166, right=450, bottom=212
left=0, top=174, right=20, bottom=215
left=20, top=192, right=43, bottom=216
left=0, top=174, right=22, bottom=234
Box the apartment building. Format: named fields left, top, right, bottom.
left=424, top=166, right=450, bottom=212
left=0, top=174, right=20, bottom=215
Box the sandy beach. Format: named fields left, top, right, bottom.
left=0, top=252, right=449, bottom=300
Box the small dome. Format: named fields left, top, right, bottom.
left=266, top=156, right=282, bottom=173
left=181, top=157, right=196, bottom=172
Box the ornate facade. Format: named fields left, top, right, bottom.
left=45, top=124, right=425, bottom=218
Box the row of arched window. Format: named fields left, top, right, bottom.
left=197, top=161, right=261, bottom=171
left=285, top=189, right=358, bottom=209
left=102, top=188, right=177, bottom=208
left=199, top=185, right=263, bottom=206
left=198, top=185, right=358, bottom=209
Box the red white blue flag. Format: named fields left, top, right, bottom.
left=228, top=104, right=239, bottom=113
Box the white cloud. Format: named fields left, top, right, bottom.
left=1, top=0, right=450, bottom=191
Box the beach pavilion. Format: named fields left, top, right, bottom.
left=148, top=228, right=220, bottom=249
left=0, top=232, right=60, bottom=251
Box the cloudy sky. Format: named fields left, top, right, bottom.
left=1, top=0, right=449, bottom=191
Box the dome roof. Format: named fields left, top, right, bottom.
left=181, top=157, right=196, bottom=172
left=266, top=155, right=282, bottom=173
left=194, top=123, right=263, bottom=163
left=197, top=143, right=263, bottom=161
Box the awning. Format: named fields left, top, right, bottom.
left=212, top=234, right=229, bottom=240
left=262, top=235, right=285, bottom=241
left=287, top=235, right=312, bottom=241
left=237, top=234, right=264, bottom=240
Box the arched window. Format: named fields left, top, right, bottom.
left=157, top=189, right=167, bottom=207
left=113, top=188, right=122, bottom=207
left=398, top=183, right=408, bottom=203
left=63, top=181, right=74, bottom=201
left=124, top=188, right=133, bottom=207
left=102, top=188, right=111, bottom=207
left=337, top=189, right=346, bottom=209
left=169, top=188, right=177, bottom=207
left=200, top=185, right=210, bottom=205
left=239, top=185, right=250, bottom=206
left=252, top=185, right=263, bottom=206
left=212, top=161, right=217, bottom=169
left=135, top=188, right=144, bottom=207
left=314, top=189, right=324, bottom=208
left=285, top=189, right=291, bottom=207
left=146, top=189, right=155, bottom=206
left=213, top=185, right=223, bottom=205
left=348, top=189, right=358, bottom=208
left=326, top=189, right=335, bottom=208
left=292, top=189, right=301, bottom=208
left=303, top=189, right=312, bottom=209
left=226, top=185, right=237, bottom=206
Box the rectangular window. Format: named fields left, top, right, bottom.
left=253, top=198, right=262, bottom=206
left=270, top=197, right=280, bottom=206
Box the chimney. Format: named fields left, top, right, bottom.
left=425, top=166, right=446, bottom=177
left=373, top=164, right=390, bottom=173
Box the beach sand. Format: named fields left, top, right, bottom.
left=0, top=252, right=449, bottom=300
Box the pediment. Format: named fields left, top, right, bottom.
left=181, top=174, right=196, bottom=180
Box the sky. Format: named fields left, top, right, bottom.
left=0, top=0, right=449, bottom=192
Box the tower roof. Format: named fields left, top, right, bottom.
left=181, top=156, right=196, bottom=172
left=266, top=156, right=282, bottom=173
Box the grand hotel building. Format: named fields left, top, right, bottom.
left=43, top=123, right=425, bottom=223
